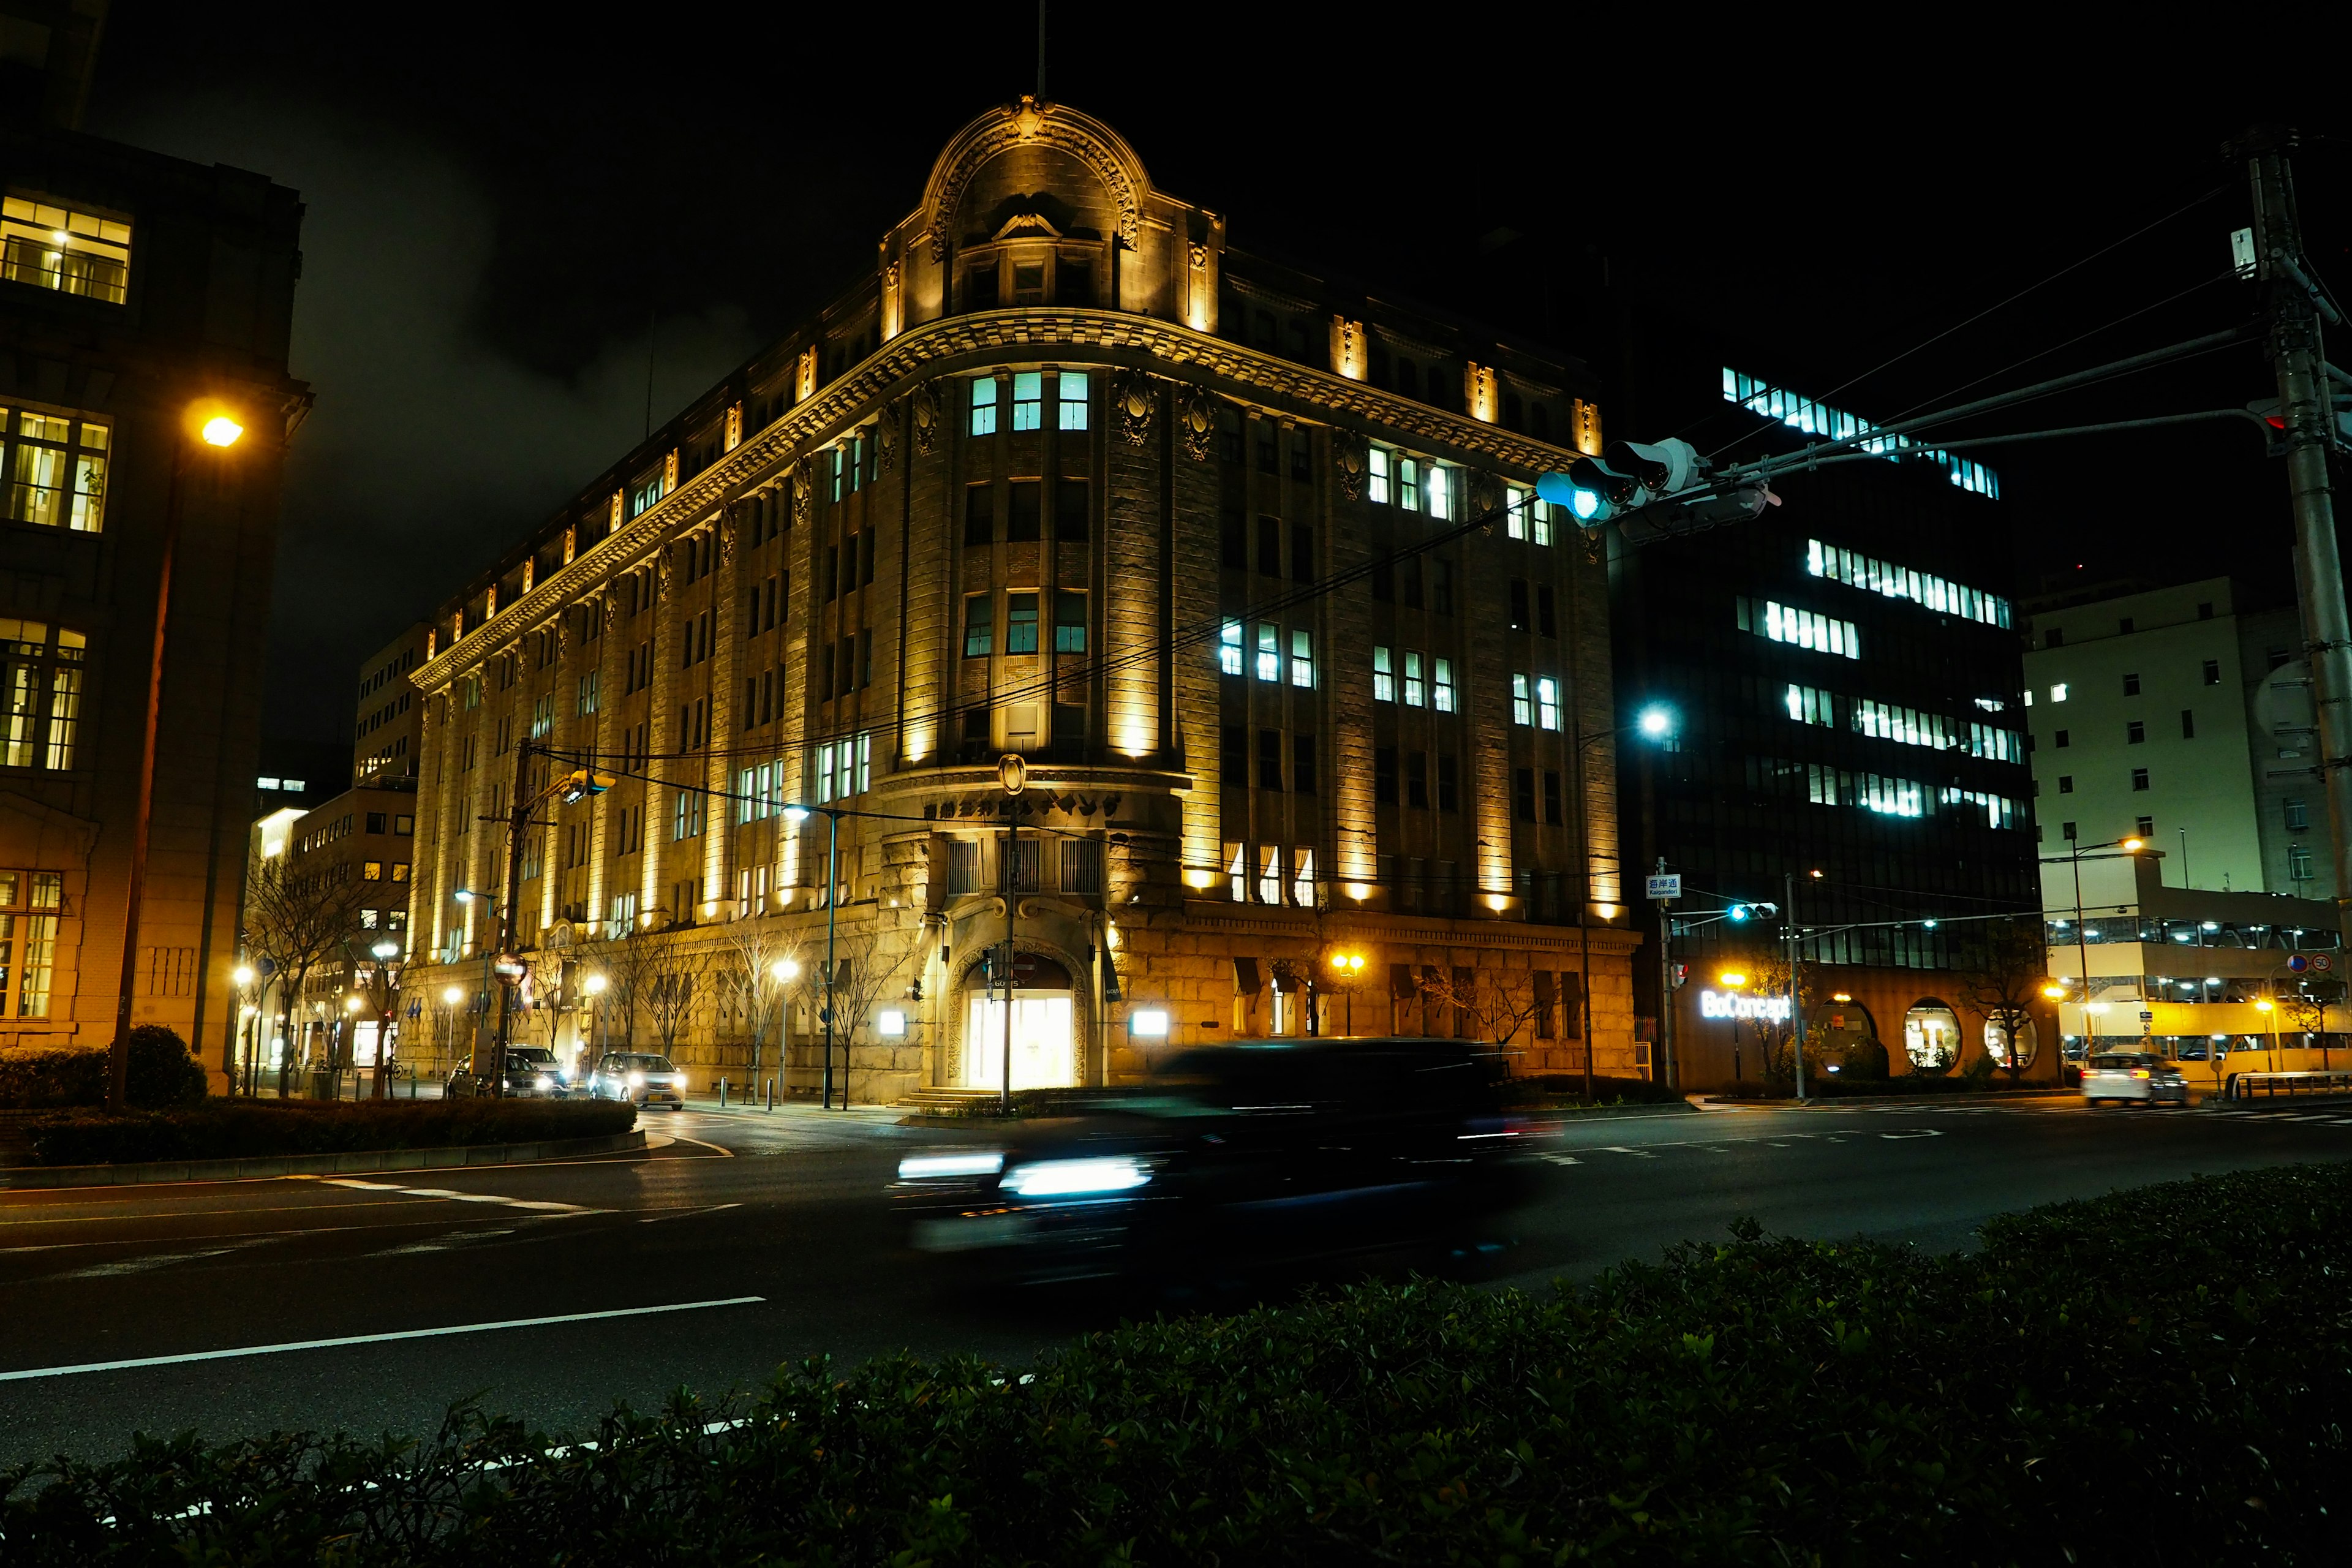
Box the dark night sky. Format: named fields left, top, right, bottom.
left=77, top=6, right=2350, bottom=758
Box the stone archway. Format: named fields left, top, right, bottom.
left=949, top=948, right=1090, bottom=1090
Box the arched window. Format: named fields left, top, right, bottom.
left=1, top=619, right=85, bottom=770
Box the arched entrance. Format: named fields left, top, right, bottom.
left=960, top=953, right=1078, bottom=1090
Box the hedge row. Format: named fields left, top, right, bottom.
left=24, top=1098, right=637, bottom=1166
left=1716, top=1072, right=2060, bottom=1099
left=6, top=1161, right=2347, bottom=1563
left=0, top=1029, right=208, bottom=1110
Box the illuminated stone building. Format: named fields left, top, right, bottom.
left=1, top=68, right=307, bottom=1078
left=401, top=100, right=1630, bottom=1099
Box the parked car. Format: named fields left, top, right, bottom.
left=590, top=1052, right=688, bottom=1109
left=444, top=1046, right=568, bottom=1099
left=2082, top=1050, right=2188, bottom=1107
left=892, top=1037, right=1536, bottom=1286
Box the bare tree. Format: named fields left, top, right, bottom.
left=1412, top=965, right=1555, bottom=1049
left=718, top=922, right=801, bottom=1084
left=816, top=921, right=915, bottom=1085
left=1717, top=950, right=1823, bottom=1086
left=641, top=937, right=708, bottom=1062
left=244, top=856, right=369, bottom=1096
left=1957, top=916, right=2048, bottom=1086
left=582, top=930, right=668, bottom=1052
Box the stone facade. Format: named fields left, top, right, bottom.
left=398, top=100, right=1638, bottom=1099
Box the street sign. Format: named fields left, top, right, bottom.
left=1646, top=873, right=1682, bottom=900
left=2313, top=955, right=2335, bottom=973
left=2290, top=954, right=2310, bottom=973
left=2139, top=1011, right=2155, bottom=1024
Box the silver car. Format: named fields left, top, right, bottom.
left=591, top=1052, right=688, bottom=1110
left=2082, top=1051, right=2188, bottom=1107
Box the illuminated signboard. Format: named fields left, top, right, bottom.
left=1698, top=990, right=1793, bottom=1023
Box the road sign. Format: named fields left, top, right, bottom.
left=2138, top=1011, right=2155, bottom=1024
left=1646, top=873, right=1682, bottom=900
left=2313, top=954, right=2335, bottom=973
left=2290, top=954, right=2310, bottom=973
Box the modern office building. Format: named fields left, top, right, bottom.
left=353, top=621, right=429, bottom=786
left=1605, top=314, right=2048, bottom=1086
left=398, top=98, right=1633, bottom=1101
left=2021, top=576, right=2330, bottom=902
left=0, top=31, right=307, bottom=1080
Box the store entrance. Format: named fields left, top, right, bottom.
left=961, top=954, right=1077, bottom=1090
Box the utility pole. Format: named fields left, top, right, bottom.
left=489, top=738, right=534, bottom=1096
left=2237, top=127, right=2352, bottom=944
left=1654, top=856, right=1678, bottom=1091
left=1785, top=869, right=1806, bottom=1102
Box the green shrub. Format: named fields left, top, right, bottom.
left=25, top=1098, right=636, bottom=1166
left=0, top=1028, right=208, bottom=1110
left=1837, top=1033, right=1890, bottom=1079
left=6, top=1161, right=2346, bottom=1562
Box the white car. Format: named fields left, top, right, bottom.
left=2082, top=1051, right=2188, bottom=1107
left=591, top=1052, right=689, bottom=1110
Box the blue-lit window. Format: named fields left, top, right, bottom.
left=1807, top=538, right=2010, bottom=628
left=1725, top=367, right=2000, bottom=499
left=1289, top=629, right=1314, bottom=688
left=1403, top=651, right=1425, bottom=707
left=970, top=377, right=998, bottom=436
left=1398, top=456, right=1420, bottom=512
left=1011, top=372, right=1043, bottom=431
left=1054, top=590, right=1087, bottom=654
left=1433, top=658, right=1455, bottom=713
left=1512, top=673, right=1532, bottom=727
left=1219, top=620, right=1243, bottom=676
left=1006, top=592, right=1039, bottom=655
left=1254, top=623, right=1280, bottom=682
left=1373, top=646, right=1394, bottom=702
left=1427, top=466, right=1451, bottom=521
left=1057, top=371, right=1089, bottom=431
left=1537, top=677, right=1561, bottom=731
left=628, top=473, right=663, bottom=518
left=1368, top=447, right=1392, bottom=505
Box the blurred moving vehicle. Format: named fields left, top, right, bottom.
left=590, top=1052, right=688, bottom=1110
left=892, top=1037, right=1533, bottom=1286
left=445, top=1046, right=567, bottom=1098
left=2082, top=1050, right=2188, bottom=1107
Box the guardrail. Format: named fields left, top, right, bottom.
left=2225, top=1070, right=2352, bottom=1102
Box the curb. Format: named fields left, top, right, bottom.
left=1697, top=1090, right=2079, bottom=1109
left=0, top=1129, right=648, bottom=1190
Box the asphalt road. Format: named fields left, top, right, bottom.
left=3, top=1095, right=2349, bottom=1466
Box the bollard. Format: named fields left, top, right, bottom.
left=719, top=1078, right=728, bottom=1109
left=766, top=1077, right=775, bottom=1111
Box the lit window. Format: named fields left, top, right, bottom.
left=1006, top=592, right=1039, bottom=655
left=2050, top=684, right=2068, bottom=703
left=1512, top=673, right=1532, bottom=727
left=1219, top=619, right=1243, bottom=677
left=1011, top=371, right=1043, bottom=431
left=854, top=731, right=871, bottom=794
left=1403, top=651, right=1426, bottom=707
left=1537, top=676, right=1561, bottom=731
left=362, top=861, right=383, bottom=881
left=1373, top=646, right=1395, bottom=703
left=1427, top=466, right=1451, bottom=520
left=1289, top=628, right=1314, bottom=688
left=1433, top=657, right=1455, bottom=713
left=963, top=596, right=992, bottom=658
left=1398, top=456, right=1421, bottom=512
left=1292, top=846, right=1316, bottom=908
left=1, top=620, right=85, bottom=770
left=1057, top=371, right=1089, bottom=430
left=1506, top=484, right=1529, bottom=540
left=1368, top=447, right=1392, bottom=505
left=815, top=741, right=835, bottom=804
left=1532, top=499, right=1551, bottom=548
left=1, top=192, right=132, bottom=304
left=1254, top=623, right=1280, bottom=682
left=4, top=411, right=110, bottom=532
left=1258, top=844, right=1283, bottom=905
left=1226, top=840, right=1246, bottom=902
left=970, top=377, right=998, bottom=435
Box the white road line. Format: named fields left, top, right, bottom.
left=0, top=1296, right=769, bottom=1382
left=1538, top=1153, right=1583, bottom=1166
left=1596, top=1146, right=1657, bottom=1158
left=1879, top=1129, right=1944, bottom=1140
left=318, top=1178, right=591, bottom=1213
left=638, top=1202, right=744, bottom=1224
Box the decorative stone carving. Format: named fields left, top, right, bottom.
left=876, top=407, right=900, bottom=474
left=1471, top=470, right=1504, bottom=518
left=911, top=382, right=940, bottom=453
left=1112, top=369, right=1154, bottom=446
left=925, top=97, right=1142, bottom=262
left=1178, top=386, right=1215, bottom=461
left=655, top=551, right=672, bottom=603
left=1333, top=432, right=1368, bottom=499
left=791, top=470, right=812, bottom=527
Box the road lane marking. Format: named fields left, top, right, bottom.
left=0, top=1296, right=769, bottom=1381
left=318, top=1178, right=592, bottom=1213
left=1538, top=1153, right=1583, bottom=1166
left=61, top=1240, right=277, bottom=1279
left=638, top=1202, right=744, bottom=1224
left=1879, top=1129, right=1944, bottom=1140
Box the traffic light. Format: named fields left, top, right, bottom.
left=560, top=768, right=617, bottom=804
left=1536, top=436, right=1779, bottom=542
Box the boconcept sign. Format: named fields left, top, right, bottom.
left=1699, top=990, right=1793, bottom=1023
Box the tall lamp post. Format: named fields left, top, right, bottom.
left=772, top=957, right=801, bottom=1097
left=1327, top=949, right=1366, bottom=1035
left=1566, top=705, right=1676, bottom=1102
left=106, top=406, right=246, bottom=1109
left=230, top=963, right=257, bottom=1095
left=356, top=937, right=404, bottom=1099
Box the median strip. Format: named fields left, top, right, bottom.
left=0, top=1296, right=766, bottom=1381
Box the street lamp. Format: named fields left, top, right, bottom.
left=104, top=401, right=246, bottom=1110
left=771, top=957, right=800, bottom=1093
left=2256, top=995, right=2280, bottom=1074
left=1327, top=949, right=1367, bottom=1034
left=1569, top=704, right=1678, bottom=1101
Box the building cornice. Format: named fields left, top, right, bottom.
left=412, top=307, right=1586, bottom=693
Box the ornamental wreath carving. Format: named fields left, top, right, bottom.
left=911, top=381, right=941, bottom=454
left=1333, top=432, right=1368, bottom=499
left=1471, top=470, right=1504, bottom=519
left=1178, top=386, right=1216, bottom=462
left=1112, top=369, right=1154, bottom=446
left=876, top=407, right=901, bottom=474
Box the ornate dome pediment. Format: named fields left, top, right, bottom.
left=919, top=96, right=1148, bottom=263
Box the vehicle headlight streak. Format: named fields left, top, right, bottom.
left=897, top=1152, right=1007, bottom=1180
left=999, top=1156, right=1153, bottom=1198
